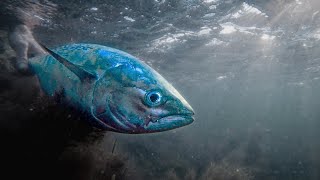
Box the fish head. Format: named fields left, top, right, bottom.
left=91, top=60, right=194, bottom=133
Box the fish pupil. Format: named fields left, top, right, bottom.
left=150, top=93, right=159, bottom=103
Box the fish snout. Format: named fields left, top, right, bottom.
left=178, top=102, right=195, bottom=124
left=182, top=105, right=195, bottom=116
left=167, top=98, right=195, bottom=117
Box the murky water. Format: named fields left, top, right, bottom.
left=1, top=0, right=320, bottom=179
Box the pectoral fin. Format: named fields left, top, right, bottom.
left=40, top=44, right=97, bottom=81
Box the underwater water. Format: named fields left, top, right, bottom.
left=0, top=0, right=320, bottom=179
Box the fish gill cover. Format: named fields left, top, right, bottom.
left=0, top=0, right=320, bottom=180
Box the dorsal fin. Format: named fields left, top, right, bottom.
left=40, top=44, right=97, bottom=81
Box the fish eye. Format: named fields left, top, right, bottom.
left=144, top=90, right=163, bottom=107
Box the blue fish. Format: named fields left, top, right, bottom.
left=29, top=43, right=194, bottom=133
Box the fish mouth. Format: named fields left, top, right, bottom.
left=91, top=103, right=195, bottom=134
left=158, top=115, right=194, bottom=123
left=144, top=114, right=194, bottom=132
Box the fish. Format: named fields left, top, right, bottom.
left=29, top=43, right=194, bottom=134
